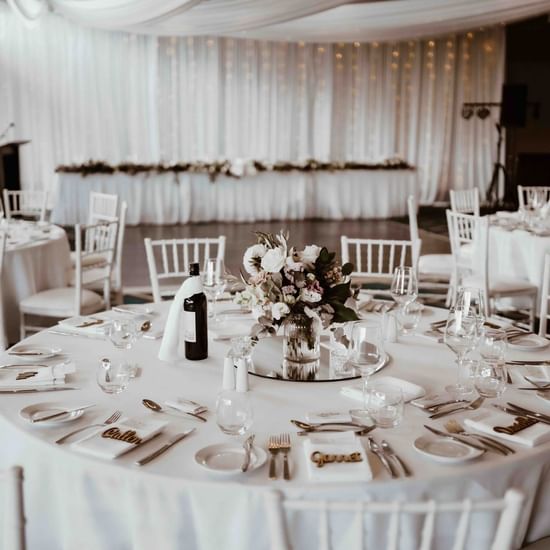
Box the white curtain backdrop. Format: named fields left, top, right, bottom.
left=0, top=6, right=504, bottom=202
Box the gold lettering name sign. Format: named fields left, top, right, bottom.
left=101, top=427, right=142, bottom=445
left=310, top=451, right=363, bottom=468
left=494, top=416, right=537, bottom=435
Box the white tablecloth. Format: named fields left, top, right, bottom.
left=0, top=305, right=549, bottom=549
left=1, top=226, right=71, bottom=347
left=52, top=170, right=418, bottom=226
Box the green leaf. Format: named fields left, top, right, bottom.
left=330, top=303, right=359, bottom=323
left=318, top=247, right=330, bottom=264
left=341, top=262, right=354, bottom=276
left=325, top=283, right=352, bottom=302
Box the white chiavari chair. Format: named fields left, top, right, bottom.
left=538, top=253, right=550, bottom=338
left=3, top=190, right=47, bottom=222
left=449, top=188, right=480, bottom=216
left=0, top=231, right=6, bottom=350
left=19, top=220, right=118, bottom=337
left=1, top=466, right=26, bottom=550
left=341, top=236, right=420, bottom=296
left=265, top=489, right=524, bottom=550
left=517, top=186, right=550, bottom=209
left=145, top=236, right=226, bottom=303
left=88, top=191, right=119, bottom=223
left=447, top=210, right=537, bottom=327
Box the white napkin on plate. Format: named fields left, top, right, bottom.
left=340, top=375, right=425, bottom=403
left=164, top=397, right=206, bottom=415
left=72, top=418, right=167, bottom=459
left=303, top=432, right=372, bottom=482
left=57, top=314, right=112, bottom=335
left=0, top=361, right=75, bottom=387
left=464, top=410, right=550, bottom=447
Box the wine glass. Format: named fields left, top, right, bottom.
left=455, top=287, right=486, bottom=337
left=390, top=267, right=418, bottom=309
left=444, top=307, right=478, bottom=398
left=475, top=329, right=508, bottom=399
left=202, top=258, right=228, bottom=320
left=348, top=321, right=385, bottom=423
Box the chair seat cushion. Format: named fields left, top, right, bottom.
left=20, top=288, right=104, bottom=317
left=419, top=254, right=452, bottom=277
left=70, top=251, right=108, bottom=269
left=463, top=276, right=538, bottom=295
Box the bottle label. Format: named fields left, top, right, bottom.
left=183, top=311, right=196, bottom=343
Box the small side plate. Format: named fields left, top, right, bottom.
left=20, top=401, right=87, bottom=426
left=7, top=345, right=62, bottom=363
left=508, top=334, right=549, bottom=352
left=195, top=443, right=267, bottom=475
left=413, top=435, right=484, bottom=464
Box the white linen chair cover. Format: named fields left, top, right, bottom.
left=88, top=191, right=119, bottom=223
left=341, top=236, right=420, bottom=297
left=0, top=466, right=26, bottom=550
left=264, top=489, right=524, bottom=550
left=145, top=236, right=226, bottom=303
left=517, top=186, right=550, bottom=210
left=446, top=210, right=537, bottom=327
left=449, top=188, right=480, bottom=216
left=19, top=220, right=118, bottom=337
left=3, top=190, right=47, bottom=222
left=538, top=253, right=550, bottom=338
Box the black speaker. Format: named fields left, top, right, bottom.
left=500, top=84, right=527, bottom=127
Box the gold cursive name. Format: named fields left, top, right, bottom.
left=494, top=416, right=537, bottom=435
left=101, top=427, right=142, bottom=445
left=310, top=451, right=363, bottom=468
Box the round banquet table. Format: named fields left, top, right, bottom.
left=0, top=304, right=549, bottom=550
left=1, top=224, right=71, bottom=348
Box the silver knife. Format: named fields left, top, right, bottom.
left=31, top=404, right=96, bottom=423
left=135, top=429, right=195, bottom=466
left=424, top=425, right=487, bottom=452
left=367, top=437, right=398, bottom=478
left=0, top=386, right=79, bottom=394
left=241, top=434, right=255, bottom=472
left=496, top=404, right=550, bottom=425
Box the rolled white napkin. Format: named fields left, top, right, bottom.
left=303, top=432, right=372, bottom=482
left=164, top=397, right=206, bottom=414
left=158, top=276, right=204, bottom=362
left=340, top=375, right=425, bottom=403
left=72, top=418, right=167, bottom=459
left=0, top=361, right=75, bottom=388
left=464, top=410, right=550, bottom=447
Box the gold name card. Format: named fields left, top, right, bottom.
left=310, top=451, right=363, bottom=468
left=494, top=416, right=537, bottom=435
left=101, top=427, right=142, bottom=445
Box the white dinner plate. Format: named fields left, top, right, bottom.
left=195, top=443, right=267, bottom=475
left=413, top=435, right=484, bottom=464
left=508, top=334, right=549, bottom=352
left=19, top=401, right=87, bottom=426
left=112, top=304, right=156, bottom=316
left=6, top=345, right=62, bottom=363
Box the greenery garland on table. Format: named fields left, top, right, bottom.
left=55, top=158, right=414, bottom=182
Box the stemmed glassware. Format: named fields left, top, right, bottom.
left=390, top=266, right=418, bottom=309
left=444, top=307, right=478, bottom=398
left=106, top=318, right=140, bottom=379
left=202, top=258, right=229, bottom=320
left=455, top=287, right=486, bottom=336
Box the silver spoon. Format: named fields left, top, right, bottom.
left=142, top=398, right=207, bottom=422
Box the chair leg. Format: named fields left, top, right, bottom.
left=19, top=311, right=26, bottom=341
left=531, top=294, right=536, bottom=332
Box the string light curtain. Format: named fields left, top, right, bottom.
left=0, top=7, right=504, bottom=202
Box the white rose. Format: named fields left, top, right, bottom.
left=300, top=288, right=322, bottom=303
left=243, top=244, right=267, bottom=275
left=300, top=245, right=321, bottom=265
left=261, top=247, right=286, bottom=273
left=234, top=289, right=258, bottom=307
left=271, top=302, right=290, bottom=321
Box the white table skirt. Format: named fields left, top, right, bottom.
left=1, top=226, right=71, bottom=347
left=0, top=304, right=549, bottom=549
left=51, top=170, right=418, bottom=226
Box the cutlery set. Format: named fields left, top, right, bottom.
left=366, top=437, right=411, bottom=478
left=268, top=433, right=292, bottom=480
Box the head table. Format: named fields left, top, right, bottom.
left=0, top=302, right=549, bottom=550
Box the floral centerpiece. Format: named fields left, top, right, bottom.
left=235, top=231, right=358, bottom=379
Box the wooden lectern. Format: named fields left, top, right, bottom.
left=0, top=140, right=30, bottom=194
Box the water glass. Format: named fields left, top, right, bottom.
left=107, top=319, right=138, bottom=350
left=366, top=384, right=404, bottom=428
left=390, top=266, right=418, bottom=307
left=479, top=329, right=507, bottom=362
left=329, top=346, right=352, bottom=378
left=97, top=360, right=131, bottom=395
left=474, top=360, right=507, bottom=398
left=396, top=301, right=423, bottom=334
left=216, top=390, right=253, bottom=435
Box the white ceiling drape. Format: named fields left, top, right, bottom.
left=7, top=0, right=550, bottom=41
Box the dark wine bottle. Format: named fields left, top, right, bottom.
left=183, top=262, right=208, bottom=360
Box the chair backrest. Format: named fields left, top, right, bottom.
left=341, top=236, right=420, bottom=292
left=112, top=201, right=127, bottom=295
left=407, top=194, right=420, bottom=242
left=265, top=489, right=524, bottom=550
left=0, top=232, right=6, bottom=351
left=449, top=188, right=480, bottom=216
left=144, top=236, right=226, bottom=303
left=539, top=253, right=550, bottom=338
left=74, top=220, right=118, bottom=312
left=88, top=192, right=119, bottom=224
left=517, top=185, right=550, bottom=209
left=0, top=466, right=26, bottom=550
left=3, top=190, right=47, bottom=222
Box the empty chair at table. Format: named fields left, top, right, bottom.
left=517, top=186, right=550, bottom=210
left=3, top=190, right=47, bottom=221
left=449, top=187, right=480, bottom=216
left=0, top=466, right=26, bottom=550
left=340, top=236, right=420, bottom=297
left=265, top=488, right=524, bottom=550
left=446, top=210, right=538, bottom=328
left=145, top=236, right=226, bottom=303
left=19, top=220, right=118, bottom=337
left=88, top=191, right=119, bottom=223
left=539, top=253, right=550, bottom=338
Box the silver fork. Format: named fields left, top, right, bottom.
left=268, top=435, right=279, bottom=480
left=444, top=419, right=514, bottom=455
left=279, top=433, right=291, bottom=481
left=55, top=410, right=121, bottom=444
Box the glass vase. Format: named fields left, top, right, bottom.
left=282, top=313, right=321, bottom=381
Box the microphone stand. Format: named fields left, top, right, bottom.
left=0, top=122, right=15, bottom=142
left=485, top=122, right=509, bottom=209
